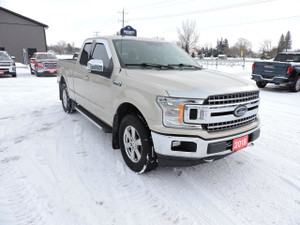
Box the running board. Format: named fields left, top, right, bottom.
left=75, top=105, right=112, bottom=133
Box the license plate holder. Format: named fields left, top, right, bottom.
left=232, top=135, right=248, bottom=152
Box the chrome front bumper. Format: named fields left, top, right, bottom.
left=151, top=126, right=260, bottom=159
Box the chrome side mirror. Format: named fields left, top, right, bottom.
left=87, top=59, right=104, bottom=73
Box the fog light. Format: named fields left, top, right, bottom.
left=171, top=141, right=197, bottom=152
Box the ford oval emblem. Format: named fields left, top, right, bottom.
left=234, top=105, right=248, bottom=117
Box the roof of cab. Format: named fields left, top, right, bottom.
left=84, top=35, right=167, bottom=43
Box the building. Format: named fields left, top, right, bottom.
left=0, top=7, right=48, bottom=63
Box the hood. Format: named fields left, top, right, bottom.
left=125, top=68, right=257, bottom=98
left=37, top=59, right=58, bottom=62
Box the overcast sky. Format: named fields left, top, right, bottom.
left=1, top=0, right=300, bottom=52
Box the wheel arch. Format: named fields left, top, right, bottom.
left=112, top=102, right=150, bottom=149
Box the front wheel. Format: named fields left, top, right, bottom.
left=256, top=81, right=267, bottom=88
left=119, top=114, right=158, bottom=173
left=289, top=76, right=300, bottom=92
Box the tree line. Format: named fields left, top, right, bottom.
left=177, top=20, right=295, bottom=58
left=48, top=40, right=80, bottom=55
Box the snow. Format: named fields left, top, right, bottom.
left=0, top=64, right=300, bottom=225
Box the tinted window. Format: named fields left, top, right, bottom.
left=274, top=54, right=300, bottom=62
left=91, top=43, right=110, bottom=66
left=80, top=43, right=92, bottom=65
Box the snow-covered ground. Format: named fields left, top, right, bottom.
left=0, top=64, right=299, bottom=225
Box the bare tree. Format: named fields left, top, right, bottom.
left=234, top=38, right=252, bottom=56
left=260, top=39, right=272, bottom=53
left=177, top=20, right=199, bottom=54
left=57, top=40, right=67, bottom=54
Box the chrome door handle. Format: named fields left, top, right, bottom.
left=83, top=75, right=89, bottom=81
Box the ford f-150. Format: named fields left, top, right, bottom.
left=57, top=35, right=261, bottom=173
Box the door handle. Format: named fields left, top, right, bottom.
left=83, top=75, right=89, bottom=81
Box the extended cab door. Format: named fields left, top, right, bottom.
left=73, top=39, right=114, bottom=125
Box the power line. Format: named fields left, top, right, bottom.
left=129, top=0, right=197, bottom=11
left=129, top=0, right=275, bottom=21
left=198, top=15, right=300, bottom=30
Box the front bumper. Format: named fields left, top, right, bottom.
left=251, top=74, right=292, bottom=85
left=0, top=65, right=16, bottom=75
left=36, top=68, right=57, bottom=76
left=151, top=126, right=260, bottom=166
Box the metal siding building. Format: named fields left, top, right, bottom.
left=0, top=7, right=48, bottom=63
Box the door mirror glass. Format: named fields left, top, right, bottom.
left=30, top=58, right=35, bottom=61
left=87, top=59, right=104, bottom=73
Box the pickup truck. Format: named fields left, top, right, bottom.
left=57, top=36, right=260, bottom=173
left=252, top=52, right=300, bottom=92
left=0, top=51, right=16, bottom=77
left=30, top=52, right=58, bottom=76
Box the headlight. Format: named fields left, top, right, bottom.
left=156, top=96, right=204, bottom=128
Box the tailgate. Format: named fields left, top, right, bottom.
left=253, top=61, right=290, bottom=78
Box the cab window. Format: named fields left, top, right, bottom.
left=91, top=43, right=110, bottom=67
left=80, top=43, right=92, bottom=65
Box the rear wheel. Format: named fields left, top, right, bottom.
left=289, top=76, right=300, bottom=92
left=256, top=81, right=267, bottom=88
left=119, top=114, right=158, bottom=173
left=11, top=73, right=16, bottom=77
left=61, top=84, right=75, bottom=113
left=30, top=65, right=34, bottom=74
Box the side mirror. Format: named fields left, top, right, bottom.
left=30, top=58, right=35, bottom=61
left=87, top=59, right=104, bottom=73
left=11, top=56, right=15, bottom=60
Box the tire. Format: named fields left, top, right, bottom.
left=256, top=81, right=267, bottom=88
left=30, top=65, right=34, bottom=74
left=289, top=76, right=300, bottom=92
left=119, top=114, right=158, bottom=173
left=61, top=83, right=75, bottom=113
left=11, top=73, right=16, bottom=77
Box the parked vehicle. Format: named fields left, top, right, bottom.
left=30, top=52, right=58, bottom=76
left=58, top=36, right=260, bottom=173
left=0, top=51, right=16, bottom=77
left=252, top=52, right=300, bottom=92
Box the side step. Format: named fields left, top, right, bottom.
left=75, top=105, right=112, bottom=133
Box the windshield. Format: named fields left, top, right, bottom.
left=113, top=39, right=200, bottom=69
left=36, top=54, right=57, bottom=60
left=0, top=52, right=11, bottom=60
left=274, top=54, right=300, bottom=62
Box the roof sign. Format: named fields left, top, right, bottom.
left=120, top=25, right=137, bottom=37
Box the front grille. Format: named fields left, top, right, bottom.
left=43, top=62, right=57, bottom=69
left=206, top=91, right=259, bottom=105
left=203, top=115, right=257, bottom=132
left=0, top=63, right=11, bottom=66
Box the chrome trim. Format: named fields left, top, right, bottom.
left=252, top=74, right=288, bottom=81
left=151, top=126, right=260, bottom=159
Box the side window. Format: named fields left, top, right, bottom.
left=91, top=43, right=110, bottom=67
left=80, top=43, right=92, bottom=66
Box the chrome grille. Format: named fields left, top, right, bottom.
left=206, top=91, right=259, bottom=105
left=43, top=62, right=57, bottom=69
left=204, top=115, right=257, bottom=132
left=0, top=63, right=11, bottom=66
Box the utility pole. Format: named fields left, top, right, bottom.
left=118, top=8, right=128, bottom=28
left=93, top=31, right=101, bottom=37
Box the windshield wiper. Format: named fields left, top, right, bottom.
left=125, top=63, right=174, bottom=69
left=168, top=63, right=202, bottom=70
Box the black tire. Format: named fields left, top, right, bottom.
left=256, top=81, right=267, bottom=88
left=30, top=65, right=34, bottom=75
left=119, top=114, right=158, bottom=173
left=11, top=73, right=16, bottom=77
left=289, top=76, right=300, bottom=92
left=61, top=83, right=75, bottom=113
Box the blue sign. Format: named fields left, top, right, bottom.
left=120, top=26, right=137, bottom=37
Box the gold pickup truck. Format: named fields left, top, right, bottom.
left=57, top=36, right=260, bottom=173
